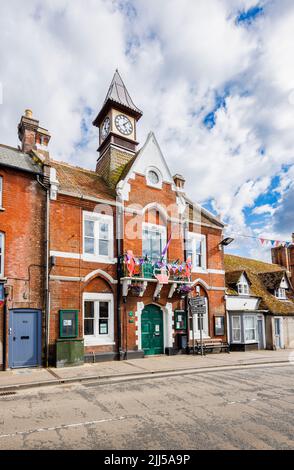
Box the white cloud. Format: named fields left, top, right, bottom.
left=0, top=0, right=293, bottom=261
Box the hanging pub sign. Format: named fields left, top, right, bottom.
left=189, top=296, right=206, bottom=316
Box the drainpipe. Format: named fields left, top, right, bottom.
left=3, top=298, right=7, bottom=370
left=116, top=196, right=123, bottom=360
left=37, top=175, right=50, bottom=368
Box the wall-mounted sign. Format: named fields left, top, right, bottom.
left=189, top=297, right=206, bottom=316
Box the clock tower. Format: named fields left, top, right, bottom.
left=93, top=70, right=142, bottom=187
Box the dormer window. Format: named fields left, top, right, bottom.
left=275, top=288, right=286, bottom=299
left=237, top=282, right=249, bottom=295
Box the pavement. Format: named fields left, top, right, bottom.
left=0, top=349, right=293, bottom=392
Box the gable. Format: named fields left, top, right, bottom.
left=280, top=275, right=289, bottom=289
left=118, top=132, right=175, bottom=200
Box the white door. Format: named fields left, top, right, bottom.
left=274, top=318, right=282, bottom=349
left=190, top=298, right=209, bottom=340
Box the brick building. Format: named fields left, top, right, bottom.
left=0, top=116, right=49, bottom=369
left=1, top=71, right=227, bottom=368
left=272, top=234, right=294, bottom=287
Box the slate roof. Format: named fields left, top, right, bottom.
left=50, top=160, right=116, bottom=201
left=103, top=70, right=142, bottom=116
left=93, top=70, right=143, bottom=125
left=0, top=144, right=42, bottom=174
left=225, top=254, right=294, bottom=316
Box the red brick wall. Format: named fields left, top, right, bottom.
left=0, top=167, right=46, bottom=367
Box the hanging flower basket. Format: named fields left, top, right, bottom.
left=176, top=284, right=194, bottom=295
left=129, top=284, right=144, bottom=296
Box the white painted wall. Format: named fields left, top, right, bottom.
left=226, top=295, right=260, bottom=311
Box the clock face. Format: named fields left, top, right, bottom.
left=101, top=117, right=110, bottom=140
left=115, top=114, right=133, bottom=136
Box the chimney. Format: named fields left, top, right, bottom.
left=292, top=233, right=294, bottom=244
left=18, top=109, right=51, bottom=155
left=173, top=174, right=185, bottom=191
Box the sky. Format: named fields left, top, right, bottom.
left=0, top=0, right=293, bottom=261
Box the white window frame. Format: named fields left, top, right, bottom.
left=237, top=283, right=249, bottom=295
left=275, top=287, right=286, bottom=299
left=231, top=315, right=241, bottom=343
left=142, top=222, right=167, bottom=260
left=83, top=292, right=114, bottom=346
left=0, top=232, right=4, bottom=278
left=82, top=211, right=114, bottom=263
left=186, top=232, right=207, bottom=272
left=244, top=315, right=257, bottom=343
left=0, top=176, right=3, bottom=208
left=145, top=166, right=163, bottom=189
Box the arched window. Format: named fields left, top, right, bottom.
left=0, top=232, right=4, bottom=277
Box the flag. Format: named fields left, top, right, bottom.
left=161, top=232, right=172, bottom=257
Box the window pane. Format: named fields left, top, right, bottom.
left=232, top=316, right=240, bottom=329
left=99, top=223, right=109, bottom=240
left=233, top=329, right=241, bottom=341
left=195, top=240, right=202, bottom=254
left=85, top=301, right=94, bottom=318
left=85, top=237, right=95, bottom=254
left=85, top=220, right=94, bottom=237
left=99, top=302, right=109, bottom=318
left=143, top=230, right=152, bottom=257
left=0, top=233, right=2, bottom=254
left=99, top=319, right=108, bottom=335
left=99, top=239, right=109, bottom=256
left=84, top=319, right=94, bottom=335
left=195, top=254, right=202, bottom=267
left=245, top=316, right=255, bottom=329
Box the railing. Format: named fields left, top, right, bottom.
left=121, top=254, right=192, bottom=283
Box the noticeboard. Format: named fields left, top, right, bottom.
left=214, top=316, right=225, bottom=336
left=174, top=310, right=187, bottom=330
left=59, top=310, right=79, bottom=338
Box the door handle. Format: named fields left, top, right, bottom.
left=13, top=337, right=16, bottom=341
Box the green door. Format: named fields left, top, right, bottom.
left=141, top=305, right=164, bottom=355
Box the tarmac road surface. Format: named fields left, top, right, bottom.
left=0, top=363, right=293, bottom=450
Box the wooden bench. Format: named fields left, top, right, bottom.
left=190, top=340, right=230, bottom=355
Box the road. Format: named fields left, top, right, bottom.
left=0, top=364, right=293, bottom=450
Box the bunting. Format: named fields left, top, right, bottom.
left=258, top=238, right=292, bottom=248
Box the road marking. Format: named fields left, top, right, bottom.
left=0, top=416, right=126, bottom=440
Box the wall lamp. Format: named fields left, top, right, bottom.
left=219, top=237, right=234, bottom=249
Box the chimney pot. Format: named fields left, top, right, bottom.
left=292, top=233, right=294, bottom=243
left=25, top=109, right=33, bottom=118
left=173, top=174, right=185, bottom=191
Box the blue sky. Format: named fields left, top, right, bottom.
left=0, top=0, right=293, bottom=261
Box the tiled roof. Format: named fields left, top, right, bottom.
left=0, top=144, right=42, bottom=174
left=225, top=254, right=294, bottom=315
left=50, top=160, right=116, bottom=201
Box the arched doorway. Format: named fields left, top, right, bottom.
left=141, top=304, right=164, bottom=355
